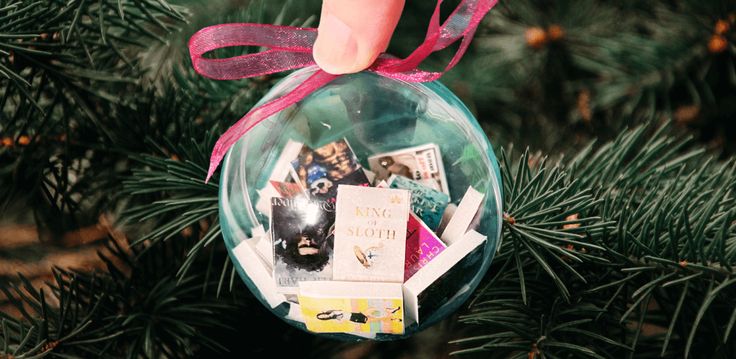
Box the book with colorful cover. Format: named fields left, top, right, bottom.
left=404, top=213, right=447, bottom=282
left=388, top=175, right=449, bottom=230
left=333, top=185, right=410, bottom=283
left=298, top=281, right=404, bottom=336
left=271, top=195, right=336, bottom=294
left=291, top=139, right=370, bottom=202
left=368, top=143, right=449, bottom=195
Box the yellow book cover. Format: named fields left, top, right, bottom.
left=298, top=281, right=404, bottom=335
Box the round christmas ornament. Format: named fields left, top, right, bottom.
left=190, top=0, right=502, bottom=340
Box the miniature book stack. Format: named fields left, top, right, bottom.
left=243, top=138, right=492, bottom=336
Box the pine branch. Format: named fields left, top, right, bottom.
left=454, top=0, right=736, bottom=152
left=0, top=0, right=186, bottom=232
left=121, top=132, right=222, bottom=282
left=0, top=234, right=238, bottom=358
left=115, top=0, right=321, bottom=291
left=455, top=123, right=736, bottom=358
left=0, top=0, right=186, bottom=113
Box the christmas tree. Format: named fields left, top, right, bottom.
left=2, top=0, right=735, bottom=357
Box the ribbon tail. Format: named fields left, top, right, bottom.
left=205, top=69, right=338, bottom=183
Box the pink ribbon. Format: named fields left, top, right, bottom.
left=189, top=0, right=498, bottom=182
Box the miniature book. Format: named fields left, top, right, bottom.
left=368, top=143, right=449, bottom=195
left=404, top=213, right=447, bottom=282
left=233, top=240, right=285, bottom=308
left=255, top=140, right=305, bottom=216
left=298, top=281, right=404, bottom=335
left=333, top=185, right=410, bottom=283
left=440, top=186, right=485, bottom=245
left=403, top=229, right=486, bottom=324
left=271, top=195, right=336, bottom=294
left=291, top=139, right=370, bottom=202
left=389, top=175, right=449, bottom=230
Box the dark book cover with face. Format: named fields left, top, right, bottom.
left=271, top=195, right=336, bottom=293
left=291, top=139, right=370, bottom=202
left=416, top=245, right=484, bottom=321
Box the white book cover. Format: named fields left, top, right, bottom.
left=367, top=143, right=450, bottom=195
left=251, top=225, right=267, bottom=239
left=403, top=229, right=486, bottom=324
left=254, top=234, right=274, bottom=270
left=298, top=281, right=404, bottom=335
left=363, top=168, right=377, bottom=185
left=286, top=303, right=305, bottom=323
left=333, top=185, right=410, bottom=283
left=440, top=186, right=485, bottom=245
left=233, top=240, right=286, bottom=308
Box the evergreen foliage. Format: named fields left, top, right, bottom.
left=1, top=0, right=736, bottom=357
left=455, top=123, right=736, bottom=358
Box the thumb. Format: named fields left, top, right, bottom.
left=313, top=0, right=405, bottom=75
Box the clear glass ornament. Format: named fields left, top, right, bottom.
left=219, top=66, right=503, bottom=340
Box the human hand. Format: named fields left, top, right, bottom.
left=313, top=0, right=405, bottom=75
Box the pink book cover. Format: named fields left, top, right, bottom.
left=404, top=213, right=447, bottom=282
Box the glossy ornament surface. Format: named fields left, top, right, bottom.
left=219, top=67, right=503, bottom=340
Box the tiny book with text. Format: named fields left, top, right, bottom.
left=404, top=213, right=447, bottom=282
left=333, top=185, right=410, bottom=283
left=368, top=143, right=449, bottom=195
left=298, top=281, right=404, bottom=336
left=403, top=229, right=486, bottom=324
left=271, top=195, right=335, bottom=294
left=291, top=139, right=370, bottom=202
left=389, top=175, right=449, bottom=230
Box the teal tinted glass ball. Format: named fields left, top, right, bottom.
left=219, top=66, right=502, bottom=340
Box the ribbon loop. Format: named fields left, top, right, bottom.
left=189, top=24, right=317, bottom=80
left=189, top=0, right=498, bottom=182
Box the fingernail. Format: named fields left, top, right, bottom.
left=313, top=13, right=359, bottom=74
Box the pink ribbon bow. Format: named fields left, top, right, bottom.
left=189, top=0, right=498, bottom=182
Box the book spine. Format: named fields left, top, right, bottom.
left=440, top=187, right=485, bottom=245
left=233, top=241, right=286, bottom=308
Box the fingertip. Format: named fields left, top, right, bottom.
left=313, top=0, right=404, bottom=75
left=313, top=11, right=360, bottom=74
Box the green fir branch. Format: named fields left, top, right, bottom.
left=455, top=123, right=736, bottom=358
left=0, top=235, right=237, bottom=358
